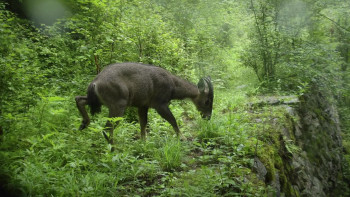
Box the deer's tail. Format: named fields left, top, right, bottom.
left=87, top=83, right=102, bottom=115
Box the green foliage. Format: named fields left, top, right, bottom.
left=1, top=0, right=350, bottom=196
left=0, top=4, right=45, bottom=118
left=242, top=0, right=344, bottom=95
left=0, top=88, right=269, bottom=196
left=155, top=138, right=183, bottom=171
left=242, top=0, right=284, bottom=81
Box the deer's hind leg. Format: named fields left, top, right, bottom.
left=75, top=96, right=90, bottom=130
left=103, top=102, right=127, bottom=148
left=138, top=107, right=149, bottom=140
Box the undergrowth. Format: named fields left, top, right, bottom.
left=0, top=88, right=276, bottom=196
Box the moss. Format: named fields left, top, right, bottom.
left=343, top=140, right=350, bottom=154
left=258, top=143, right=282, bottom=183
left=278, top=169, right=301, bottom=197
left=250, top=104, right=307, bottom=196
left=279, top=173, right=287, bottom=189
left=274, top=154, right=283, bottom=169
left=314, top=108, right=326, bottom=122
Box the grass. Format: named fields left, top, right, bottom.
left=0, top=83, right=289, bottom=196
left=156, top=138, right=183, bottom=171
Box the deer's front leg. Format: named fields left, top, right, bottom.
left=75, top=96, right=90, bottom=130
left=155, top=104, right=187, bottom=141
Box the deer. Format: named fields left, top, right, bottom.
left=75, top=62, right=213, bottom=149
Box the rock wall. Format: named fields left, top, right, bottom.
left=291, top=91, right=342, bottom=196
left=251, top=91, right=343, bottom=196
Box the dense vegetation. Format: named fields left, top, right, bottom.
left=0, top=0, right=349, bottom=196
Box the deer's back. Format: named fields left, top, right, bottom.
left=92, top=63, right=176, bottom=108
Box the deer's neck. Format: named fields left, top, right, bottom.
left=171, top=76, right=199, bottom=100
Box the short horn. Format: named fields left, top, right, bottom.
left=204, top=76, right=211, bottom=85
left=204, top=77, right=213, bottom=93
left=198, top=77, right=209, bottom=93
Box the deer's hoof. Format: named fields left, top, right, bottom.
left=179, top=134, right=187, bottom=141
left=79, top=120, right=90, bottom=130
left=79, top=124, right=86, bottom=130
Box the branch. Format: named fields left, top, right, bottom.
left=250, top=0, right=263, bottom=39
left=318, top=13, right=350, bottom=33
left=94, top=55, right=100, bottom=74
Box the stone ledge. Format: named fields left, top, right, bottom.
left=248, top=95, right=299, bottom=108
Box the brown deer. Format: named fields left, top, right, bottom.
left=75, top=63, right=213, bottom=147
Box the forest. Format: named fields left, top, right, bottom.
left=0, top=0, right=349, bottom=196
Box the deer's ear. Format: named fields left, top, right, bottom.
left=198, top=78, right=209, bottom=94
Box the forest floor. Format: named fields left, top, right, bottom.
left=0, top=87, right=292, bottom=196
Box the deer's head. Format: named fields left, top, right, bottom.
left=194, top=76, right=213, bottom=120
